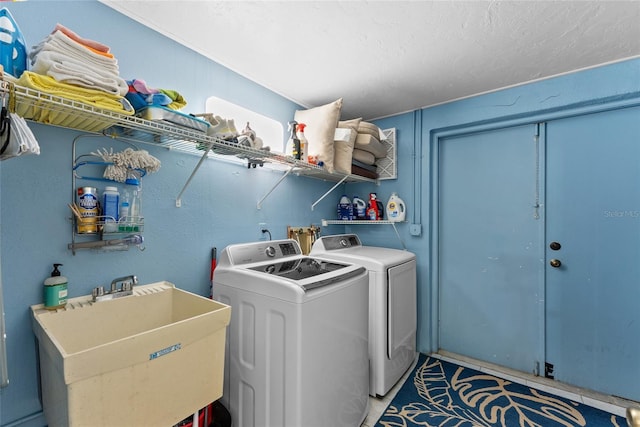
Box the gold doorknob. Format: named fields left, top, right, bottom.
left=550, top=259, right=562, bottom=268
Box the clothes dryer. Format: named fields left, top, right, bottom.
left=212, top=239, right=369, bottom=427
left=311, top=233, right=417, bottom=397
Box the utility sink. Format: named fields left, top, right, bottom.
left=31, top=281, right=231, bottom=427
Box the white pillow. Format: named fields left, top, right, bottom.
left=294, top=98, right=343, bottom=172
left=333, top=117, right=362, bottom=174
left=355, top=133, right=387, bottom=158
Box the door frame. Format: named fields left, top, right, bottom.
left=428, top=98, right=640, bottom=370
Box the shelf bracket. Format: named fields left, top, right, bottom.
left=311, top=175, right=349, bottom=211
left=257, top=166, right=294, bottom=209
left=176, top=144, right=212, bottom=207
left=391, top=222, right=407, bottom=250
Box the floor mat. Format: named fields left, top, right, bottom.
left=374, top=354, right=626, bottom=427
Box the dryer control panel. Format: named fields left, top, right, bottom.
left=315, top=234, right=361, bottom=251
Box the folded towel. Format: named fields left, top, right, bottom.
left=125, top=80, right=186, bottom=111
left=125, top=87, right=172, bottom=111
left=30, top=31, right=119, bottom=74
left=351, top=164, right=378, bottom=180
left=352, top=158, right=377, bottom=173
left=52, top=23, right=112, bottom=57
left=16, top=71, right=133, bottom=114
left=159, top=88, right=187, bottom=110
left=130, top=78, right=160, bottom=95
left=31, top=51, right=128, bottom=96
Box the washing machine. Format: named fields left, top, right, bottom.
left=311, top=233, right=417, bottom=397
left=212, top=239, right=369, bottom=427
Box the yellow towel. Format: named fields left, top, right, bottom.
left=16, top=71, right=133, bottom=115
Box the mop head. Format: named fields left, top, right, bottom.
left=92, top=147, right=161, bottom=182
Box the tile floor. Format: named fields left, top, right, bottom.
left=361, top=353, right=630, bottom=427
left=361, top=357, right=419, bottom=427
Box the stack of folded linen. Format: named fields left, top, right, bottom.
left=20, top=24, right=133, bottom=117
left=333, top=119, right=387, bottom=178
left=125, top=78, right=187, bottom=112
left=29, top=24, right=127, bottom=97
left=351, top=121, right=388, bottom=179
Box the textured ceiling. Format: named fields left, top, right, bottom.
left=102, top=1, right=640, bottom=120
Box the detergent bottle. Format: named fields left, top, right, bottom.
left=0, top=8, right=27, bottom=78
left=337, top=195, right=353, bottom=220
left=386, top=192, right=406, bottom=222
left=352, top=195, right=367, bottom=220
left=366, top=193, right=380, bottom=220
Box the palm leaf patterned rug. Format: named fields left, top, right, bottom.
left=375, top=354, right=626, bottom=427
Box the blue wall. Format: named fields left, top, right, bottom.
left=1, top=1, right=639, bottom=425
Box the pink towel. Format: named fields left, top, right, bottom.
left=53, top=23, right=111, bottom=55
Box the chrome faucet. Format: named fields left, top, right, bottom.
left=92, top=275, right=138, bottom=302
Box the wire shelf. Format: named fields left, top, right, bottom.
left=2, top=80, right=376, bottom=184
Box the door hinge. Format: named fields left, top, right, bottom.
left=544, top=362, right=555, bottom=379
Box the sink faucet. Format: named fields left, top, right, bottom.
left=92, top=275, right=138, bottom=302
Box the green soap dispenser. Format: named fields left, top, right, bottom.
left=44, top=263, right=68, bottom=310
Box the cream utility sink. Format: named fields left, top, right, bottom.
left=31, top=281, right=231, bottom=427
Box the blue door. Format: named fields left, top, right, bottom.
left=438, top=124, right=544, bottom=373
left=545, top=106, right=640, bottom=401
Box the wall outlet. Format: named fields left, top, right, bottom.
left=409, top=223, right=422, bottom=236
left=259, top=222, right=269, bottom=241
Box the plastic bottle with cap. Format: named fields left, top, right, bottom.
left=386, top=192, right=406, bottom=222
left=287, top=121, right=300, bottom=160
left=296, top=123, right=308, bottom=162
left=43, top=263, right=68, bottom=310
left=367, top=193, right=380, bottom=220
left=125, top=171, right=142, bottom=232
left=102, top=186, right=119, bottom=233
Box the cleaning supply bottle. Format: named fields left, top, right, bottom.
left=129, top=185, right=142, bottom=232
left=296, top=123, right=308, bottom=162
left=44, top=264, right=68, bottom=310
left=337, top=195, right=353, bottom=220
left=118, top=190, right=130, bottom=232
left=367, top=193, right=380, bottom=220
left=352, top=195, right=367, bottom=220
left=102, top=186, right=119, bottom=233
left=287, top=121, right=300, bottom=160
left=0, top=8, right=27, bottom=78
left=125, top=171, right=142, bottom=232
left=386, top=192, right=406, bottom=222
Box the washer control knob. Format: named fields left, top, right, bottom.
left=265, top=246, right=276, bottom=257
left=340, top=238, right=349, bottom=247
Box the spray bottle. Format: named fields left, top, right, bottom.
left=296, top=123, right=308, bottom=162
left=367, top=193, right=381, bottom=220
left=43, top=264, right=68, bottom=310
left=287, top=121, right=300, bottom=160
